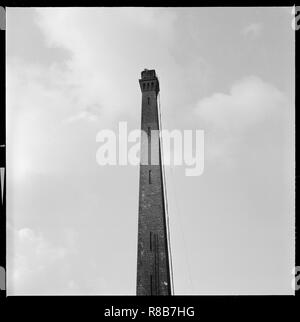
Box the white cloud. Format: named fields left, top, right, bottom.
left=64, top=106, right=101, bottom=124
left=33, top=8, right=177, bottom=121
left=6, top=8, right=180, bottom=182
left=7, top=226, right=67, bottom=294
left=242, top=23, right=263, bottom=37
left=195, top=76, right=287, bottom=131
left=194, top=76, right=289, bottom=163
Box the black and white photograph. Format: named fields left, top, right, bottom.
left=0, top=5, right=296, bottom=303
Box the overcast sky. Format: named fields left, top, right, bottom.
left=6, top=7, right=295, bottom=295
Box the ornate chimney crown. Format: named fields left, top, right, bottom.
left=139, top=69, right=160, bottom=94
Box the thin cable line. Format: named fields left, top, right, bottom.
left=157, top=91, right=175, bottom=295
left=169, top=165, right=195, bottom=294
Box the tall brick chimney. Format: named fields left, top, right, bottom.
left=136, top=69, right=172, bottom=296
